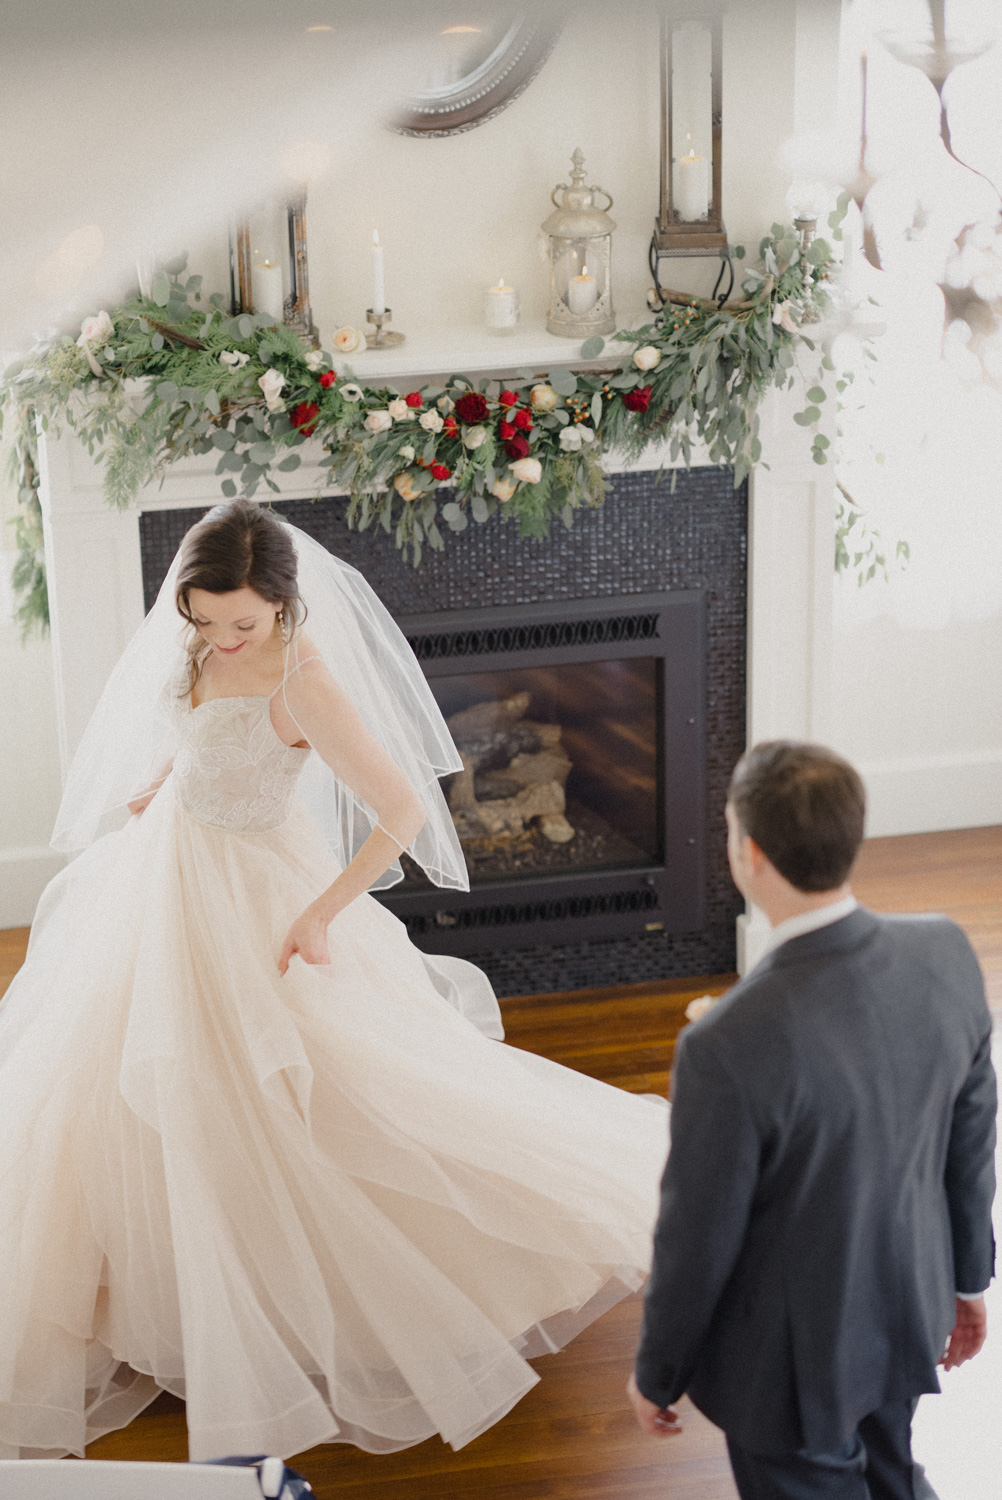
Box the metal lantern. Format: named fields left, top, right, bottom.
left=650, top=11, right=732, bottom=305
left=542, top=148, right=616, bottom=338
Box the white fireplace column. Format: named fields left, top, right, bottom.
left=36, top=378, right=833, bottom=974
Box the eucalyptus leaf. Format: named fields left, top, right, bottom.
left=806, top=386, right=826, bottom=403
left=237, top=315, right=254, bottom=341
left=579, top=335, right=605, bottom=360
left=151, top=272, right=170, bottom=306
left=150, top=333, right=165, bottom=351
left=276, top=453, right=302, bottom=471
left=516, top=367, right=535, bottom=382
left=211, top=429, right=235, bottom=450
left=591, top=392, right=603, bottom=426
left=156, top=381, right=179, bottom=404
left=471, top=495, right=489, bottom=524
left=549, top=368, right=578, bottom=397
left=220, top=479, right=238, bottom=498
left=204, top=389, right=221, bottom=415
left=248, top=441, right=275, bottom=464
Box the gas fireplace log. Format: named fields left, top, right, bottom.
left=445, top=694, right=578, bottom=846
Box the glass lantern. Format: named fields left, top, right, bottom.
left=542, top=148, right=616, bottom=338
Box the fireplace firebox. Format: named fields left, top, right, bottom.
left=380, top=590, right=706, bottom=954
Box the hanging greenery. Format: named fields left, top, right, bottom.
left=2, top=221, right=844, bottom=639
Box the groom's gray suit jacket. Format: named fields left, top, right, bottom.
left=635, top=909, right=996, bottom=1457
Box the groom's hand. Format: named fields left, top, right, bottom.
left=627, top=1372, right=682, bottom=1437
left=941, top=1296, right=987, bottom=1370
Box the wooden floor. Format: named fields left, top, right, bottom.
left=0, top=824, right=999, bottom=1496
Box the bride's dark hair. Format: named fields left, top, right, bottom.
left=175, top=499, right=306, bottom=692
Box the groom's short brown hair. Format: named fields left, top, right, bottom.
left=728, top=741, right=866, bottom=892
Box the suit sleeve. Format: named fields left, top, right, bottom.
left=945, top=1018, right=997, bottom=1297
left=634, top=1024, right=760, bottom=1407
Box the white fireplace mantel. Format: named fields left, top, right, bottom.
left=36, top=379, right=834, bottom=974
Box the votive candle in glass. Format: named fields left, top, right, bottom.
left=484, top=278, right=519, bottom=335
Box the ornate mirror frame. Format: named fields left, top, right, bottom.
left=391, top=12, right=566, bottom=139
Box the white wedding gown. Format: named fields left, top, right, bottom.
left=0, top=691, right=669, bottom=1462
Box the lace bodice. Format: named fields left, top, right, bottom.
left=171, top=696, right=311, bottom=833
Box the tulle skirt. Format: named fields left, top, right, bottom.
left=0, top=784, right=669, bottom=1460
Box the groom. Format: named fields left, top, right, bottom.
left=628, top=741, right=996, bottom=1499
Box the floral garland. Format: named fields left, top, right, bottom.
left=3, top=220, right=843, bottom=637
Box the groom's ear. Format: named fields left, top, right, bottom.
left=744, top=836, right=772, bottom=879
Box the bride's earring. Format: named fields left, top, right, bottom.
left=280, top=609, right=291, bottom=645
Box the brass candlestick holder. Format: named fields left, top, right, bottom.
left=365, top=308, right=405, bottom=348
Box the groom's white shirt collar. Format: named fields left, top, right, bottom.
left=766, top=894, right=858, bottom=954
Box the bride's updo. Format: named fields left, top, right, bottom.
left=175, top=499, right=306, bottom=690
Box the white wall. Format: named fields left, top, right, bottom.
left=0, top=474, right=64, bottom=925
left=825, top=8, right=1002, bottom=838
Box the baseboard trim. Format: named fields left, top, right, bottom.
left=0, top=845, right=63, bottom=929
left=859, top=750, right=1002, bottom=839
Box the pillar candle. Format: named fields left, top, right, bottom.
left=254, top=260, right=284, bottom=323
left=567, top=265, right=598, bottom=316
left=675, top=151, right=709, bottom=222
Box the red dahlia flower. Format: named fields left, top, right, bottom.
left=290, top=401, right=320, bottom=435
left=430, top=463, right=452, bottom=481
left=622, top=385, right=652, bottom=413
left=318, top=371, right=337, bottom=389
left=454, top=392, right=489, bottom=424
left=498, top=389, right=518, bottom=407
left=443, top=416, right=459, bottom=437
left=503, top=434, right=530, bottom=460
left=498, top=419, right=516, bottom=440
left=512, top=408, right=532, bottom=430
left=405, top=391, right=423, bottom=408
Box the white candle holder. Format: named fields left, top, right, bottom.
left=365, top=308, right=405, bottom=348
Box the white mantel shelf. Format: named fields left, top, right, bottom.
left=334, top=317, right=649, bottom=386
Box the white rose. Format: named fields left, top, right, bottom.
left=77, top=310, right=114, bottom=346
left=463, top=425, right=487, bottom=450
left=559, top=426, right=583, bottom=452
left=333, top=325, right=363, bottom=354
left=219, top=349, right=250, bottom=369
left=529, top=383, right=558, bottom=412
left=633, top=345, right=662, bottom=371
left=491, top=474, right=517, bottom=501
left=364, top=410, right=393, bottom=433
left=578, top=424, right=595, bottom=444
left=419, top=410, right=444, bottom=433
left=399, top=445, right=416, bottom=463
left=340, top=383, right=363, bottom=402
left=388, top=397, right=414, bottom=422
left=258, top=368, right=286, bottom=411
left=509, top=457, right=542, bottom=485
left=304, top=349, right=327, bottom=370
left=437, top=394, right=455, bottom=415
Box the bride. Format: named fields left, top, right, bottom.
left=0, top=499, right=669, bottom=1463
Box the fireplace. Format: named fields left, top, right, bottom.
left=382, top=591, right=706, bottom=953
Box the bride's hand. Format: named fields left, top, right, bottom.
left=128, top=790, right=158, bottom=816
left=278, top=903, right=332, bottom=975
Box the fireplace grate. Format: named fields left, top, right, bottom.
left=407, top=611, right=660, bottom=662
left=403, top=885, right=662, bottom=940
